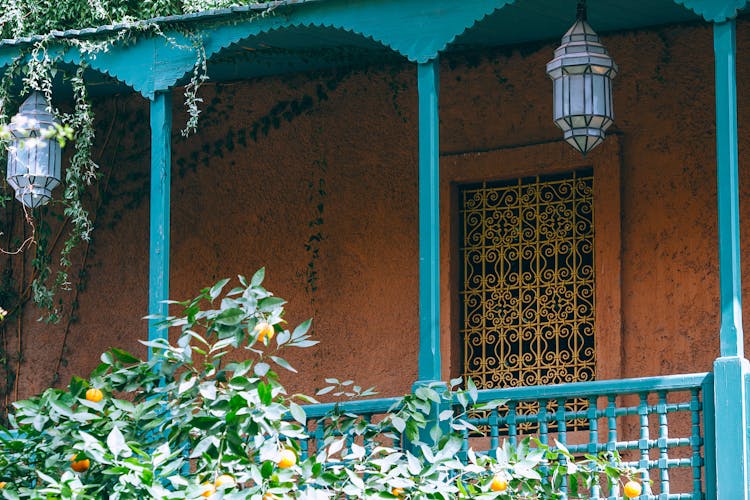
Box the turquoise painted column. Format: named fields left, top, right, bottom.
left=148, top=91, right=172, bottom=358
left=712, top=20, right=750, bottom=500
left=416, top=58, right=441, bottom=384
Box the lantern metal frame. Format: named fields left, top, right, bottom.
left=546, top=2, right=618, bottom=155
left=6, top=92, right=62, bottom=208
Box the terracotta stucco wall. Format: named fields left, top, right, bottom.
left=7, top=18, right=750, bottom=401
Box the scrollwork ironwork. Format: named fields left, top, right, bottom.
left=460, top=169, right=595, bottom=432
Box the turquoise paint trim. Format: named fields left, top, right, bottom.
left=161, top=0, right=509, bottom=95
left=303, top=395, right=403, bottom=418
left=201, top=0, right=511, bottom=64
left=1, top=0, right=745, bottom=97
left=713, top=356, right=750, bottom=499
left=702, top=374, right=717, bottom=500
left=0, top=0, right=746, bottom=98
left=711, top=21, right=750, bottom=490
left=0, top=0, right=511, bottom=97
left=673, top=0, right=747, bottom=22
left=148, top=91, right=172, bottom=358
left=468, top=372, right=712, bottom=403
left=746, top=373, right=750, bottom=483
left=714, top=20, right=743, bottom=359
left=0, top=47, right=20, bottom=69
left=417, top=59, right=441, bottom=383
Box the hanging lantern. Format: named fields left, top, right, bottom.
left=6, top=92, right=62, bottom=208
left=546, top=1, right=617, bottom=155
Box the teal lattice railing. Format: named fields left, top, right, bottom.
left=461, top=373, right=715, bottom=499
left=302, top=373, right=715, bottom=499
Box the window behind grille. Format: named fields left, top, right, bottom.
left=459, top=169, right=595, bottom=432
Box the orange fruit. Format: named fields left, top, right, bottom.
left=490, top=474, right=508, bottom=492
left=214, top=474, right=236, bottom=488
left=277, top=448, right=297, bottom=468
left=623, top=480, right=642, bottom=498
left=70, top=455, right=90, bottom=473
left=391, top=487, right=405, bottom=497
left=85, top=388, right=104, bottom=403
left=200, top=483, right=216, bottom=497
left=0, top=482, right=6, bottom=488
left=256, top=322, right=275, bottom=343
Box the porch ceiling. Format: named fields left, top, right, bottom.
left=197, top=25, right=401, bottom=86
left=452, top=0, right=709, bottom=49
left=0, top=0, right=747, bottom=98
left=201, top=0, right=725, bottom=86
left=194, top=0, right=718, bottom=83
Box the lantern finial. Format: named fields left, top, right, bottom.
left=577, top=0, right=587, bottom=21
left=546, top=6, right=617, bottom=155
left=6, top=92, right=62, bottom=208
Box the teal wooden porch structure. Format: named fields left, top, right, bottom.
left=1, top=0, right=748, bottom=497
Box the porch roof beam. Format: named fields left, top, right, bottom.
left=2, top=0, right=744, bottom=100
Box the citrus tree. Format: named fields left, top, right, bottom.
left=0, top=270, right=643, bottom=499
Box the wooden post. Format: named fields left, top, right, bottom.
left=417, top=58, right=441, bottom=384
left=148, top=91, right=172, bottom=357
left=712, top=20, right=749, bottom=500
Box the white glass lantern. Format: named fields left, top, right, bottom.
left=6, top=92, right=62, bottom=208
left=546, top=4, right=617, bottom=155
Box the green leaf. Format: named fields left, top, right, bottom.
left=275, top=329, right=291, bottom=346
left=406, top=451, right=422, bottom=475
left=292, top=318, right=312, bottom=338
left=258, top=296, right=286, bottom=312
left=270, top=356, right=297, bottom=373
left=391, top=416, right=406, bottom=433
left=216, top=308, right=245, bottom=326
left=228, top=376, right=251, bottom=390
left=257, top=381, right=272, bottom=405
left=210, top=278, right=230, bottom=301
left=199, top=381, right=217, bottom=400
left=438, top=409, right=453, bottom=421
left=191, top=435, right=219, bottom=459
left=100, top=351, right=113, bottom=365
left=107, top=426, right=129, bottom=458
left=109, top=398, right=135, bottom=415
left=415, top=387, right=440, bottom=404
left=250, top=267, right=265, bottom=287
left=289, top=402, right=306, bottom=425
left=111, top=348, right=140, bottom=364
left=32, top=413, right=48, bottom=432
left=254, top=362, right=270, bottom=377
left=261, top=460, right=274, bottom=478
left=49, top=398, right=75, bottom=418
left=178, top=376, right=196, bottom=394
left=466, top=376, right=478, bottom=402
left=554, top=438, right=570, bottom=456
left=429, top=423, right=441, bottom=443
left=191, top=416, right=221, bottom=430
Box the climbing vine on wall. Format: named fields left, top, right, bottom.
left=0, top=0, right=280, bottom=419
left=304, top=158, right=326, bottom=305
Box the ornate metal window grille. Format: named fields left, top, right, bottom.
left=459, top=169, right=595, bottom=432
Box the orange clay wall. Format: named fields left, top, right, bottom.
left=5, top=18, right=750, bottom=402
